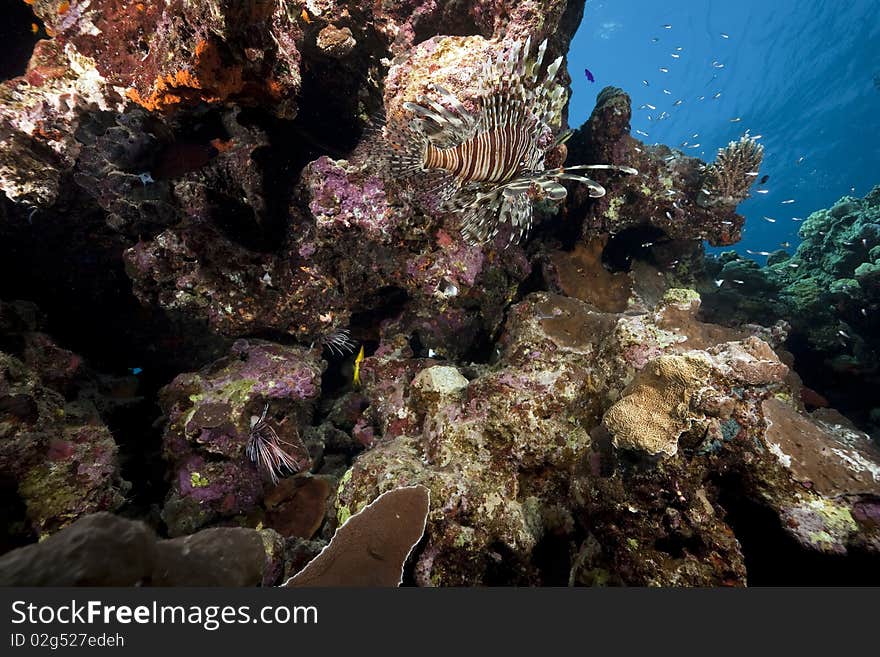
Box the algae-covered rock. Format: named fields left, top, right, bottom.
left=0, top=337, right=127, bottom=541
left=159, top=339, right=324, bottom=536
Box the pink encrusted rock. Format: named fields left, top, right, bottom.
left=0, top=344, right=127, bottom=540
left=302, top=156, right=394, bottom=241
left=372, top=0, right=572, bottom=55
left=0, top=39, right=121, bottom=206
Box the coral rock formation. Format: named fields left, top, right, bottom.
left=567, top=87, right=750, bottom=246
left=1, top=0, right=877, bottom=587
left=158, top=339, right=323, bottom=536
left=697, top=136, right=764, bottom=208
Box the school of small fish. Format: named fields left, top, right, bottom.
left=609, top=21, right=828, bottom=261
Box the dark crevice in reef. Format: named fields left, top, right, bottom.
left=532, top=531, right=576, bottom=586
left=484, top=542, right=532, bottom=586
left=653, top=533, right=707, bottom=560
left=516, top=258, right=551, bottom=299
left=601, top=225, right=668, bottom=273
left=318, top=347, right=361, bottom=401
left=459, top=327, right=497, bottom=364
left=715, top=473, right=880, bottom=585
left=103, top=390, right=169, bottom=521
left=0, top=2, right=44, bottom=82
left=0, top=196, right=229, bottom=519
left=296, top=51, right=369, bottom=158
left=411, top=13, right=488, bottom=48
left=537, top=208, right=586, bottom=251
left=154, top=107, right=231, bottom=180
left=242, top=59, right=366, bottom=252
left=783, top=333, right=880, bottom=434
left=349, top=286, right=410, bottom=337
left=0, top=475, right=30, bottom=554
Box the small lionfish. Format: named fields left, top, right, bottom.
left=247, top=404, right=310, bottom=484
left=321, top=328, right=357, bottom=356
left=380, top=38, right=637, bottom=245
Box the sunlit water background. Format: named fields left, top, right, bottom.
left=568, top=0, right=880, bottom=259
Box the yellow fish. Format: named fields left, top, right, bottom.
left=353, top=345, right=364, bottom=387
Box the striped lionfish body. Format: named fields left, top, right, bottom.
left=382, top=37, right=637, bottom=245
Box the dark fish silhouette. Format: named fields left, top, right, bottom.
left=584, top=68, right=595, bottom=83
left=759, top=174, right=770, bottom=185
left=874, top=72, right=880, bottom=90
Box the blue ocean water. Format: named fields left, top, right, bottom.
left=567, top=0, right=880, bottom=258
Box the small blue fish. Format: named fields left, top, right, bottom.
left=130, top=367, right=143, bottom=375
left=584, top=68, right=595, bottom=83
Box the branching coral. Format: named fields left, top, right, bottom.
left=697, top=136, right=763, bottom=208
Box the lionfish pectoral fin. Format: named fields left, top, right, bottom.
left=550, top=164, right=639, bottom=175
left=500, top=193, right=534, bottom=245
left=460, top=187, right=534, bottom=246
left=460, top=195, right=502, bottom=245
left=539, top=181, right=568, bottom=201
left=422, top=170, right=461, bottom=207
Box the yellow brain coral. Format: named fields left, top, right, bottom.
left=602, top=352, right=713, bottom=457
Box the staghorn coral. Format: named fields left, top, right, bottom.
left=697, top=135, right=764, bottom=208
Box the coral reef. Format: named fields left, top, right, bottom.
left=701, top=186, right=880, bottom=433
left=335, top=287, right=879, bottom=585
left=1, top=0, right=877, bottom=588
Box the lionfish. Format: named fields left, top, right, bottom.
left=246, top=404, right=310, bottom=484
left=381, top=37, right=637, bottom=245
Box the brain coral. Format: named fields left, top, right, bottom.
left=602, top=352, right=713, bottom=457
